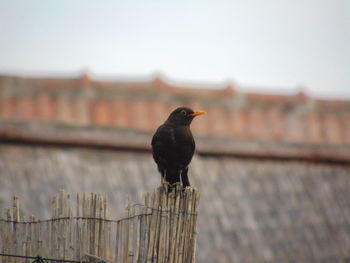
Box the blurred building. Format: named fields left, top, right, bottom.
left=1, top=73, right=350, bottom=262
left=1, top=74, right=349, bottom=144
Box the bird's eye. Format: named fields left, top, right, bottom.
left=180, top=110, right=187, bottom=116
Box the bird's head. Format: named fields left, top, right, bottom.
left=165, top=107, right=206, bottom=126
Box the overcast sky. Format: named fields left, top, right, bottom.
left=0, top=0, right=349, bottom=98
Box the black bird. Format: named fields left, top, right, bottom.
left=151, top=107, right=205, bottom=189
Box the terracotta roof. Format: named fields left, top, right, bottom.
left=0, top=74, right=349, bottom=145
left=1, top=121, right=349, bottom=163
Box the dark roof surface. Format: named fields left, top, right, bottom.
left=1, top=144, right=350, bottom=263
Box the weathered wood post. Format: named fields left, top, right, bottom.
left=0, top=186, right=200, bottom=263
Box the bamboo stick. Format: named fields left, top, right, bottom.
left=123, top=198, right=130, bottom=263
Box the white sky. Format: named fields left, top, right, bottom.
left=0, top=0, right=349, bottom=98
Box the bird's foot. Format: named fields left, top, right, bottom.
left=160, top=180, right=172, bottom=193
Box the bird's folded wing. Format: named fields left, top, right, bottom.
left=151, top=125, right=177, bottom=146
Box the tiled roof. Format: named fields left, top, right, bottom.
left=1, top=121, right=349, bottom=163
left=0, top=74, right=349, bottom=145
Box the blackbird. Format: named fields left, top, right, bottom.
left=151, top=107, right=205, bottom=189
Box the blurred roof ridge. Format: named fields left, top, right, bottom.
left=2, top=72, right=350, bottom=101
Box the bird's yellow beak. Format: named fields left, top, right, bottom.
left=190, top=110, right=206, bottom=117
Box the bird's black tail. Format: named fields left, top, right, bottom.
left=164, top=168, right=181, bottom=192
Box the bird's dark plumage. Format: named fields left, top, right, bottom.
left=151, top=107, right=205, bottom=189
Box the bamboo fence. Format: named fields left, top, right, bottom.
left=0, top=186, right=200, bottom=263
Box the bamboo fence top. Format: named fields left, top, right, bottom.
left=1, top=187, right=200, bottom=263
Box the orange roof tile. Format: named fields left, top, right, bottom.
left=0, top=74, right=349, bottom=145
